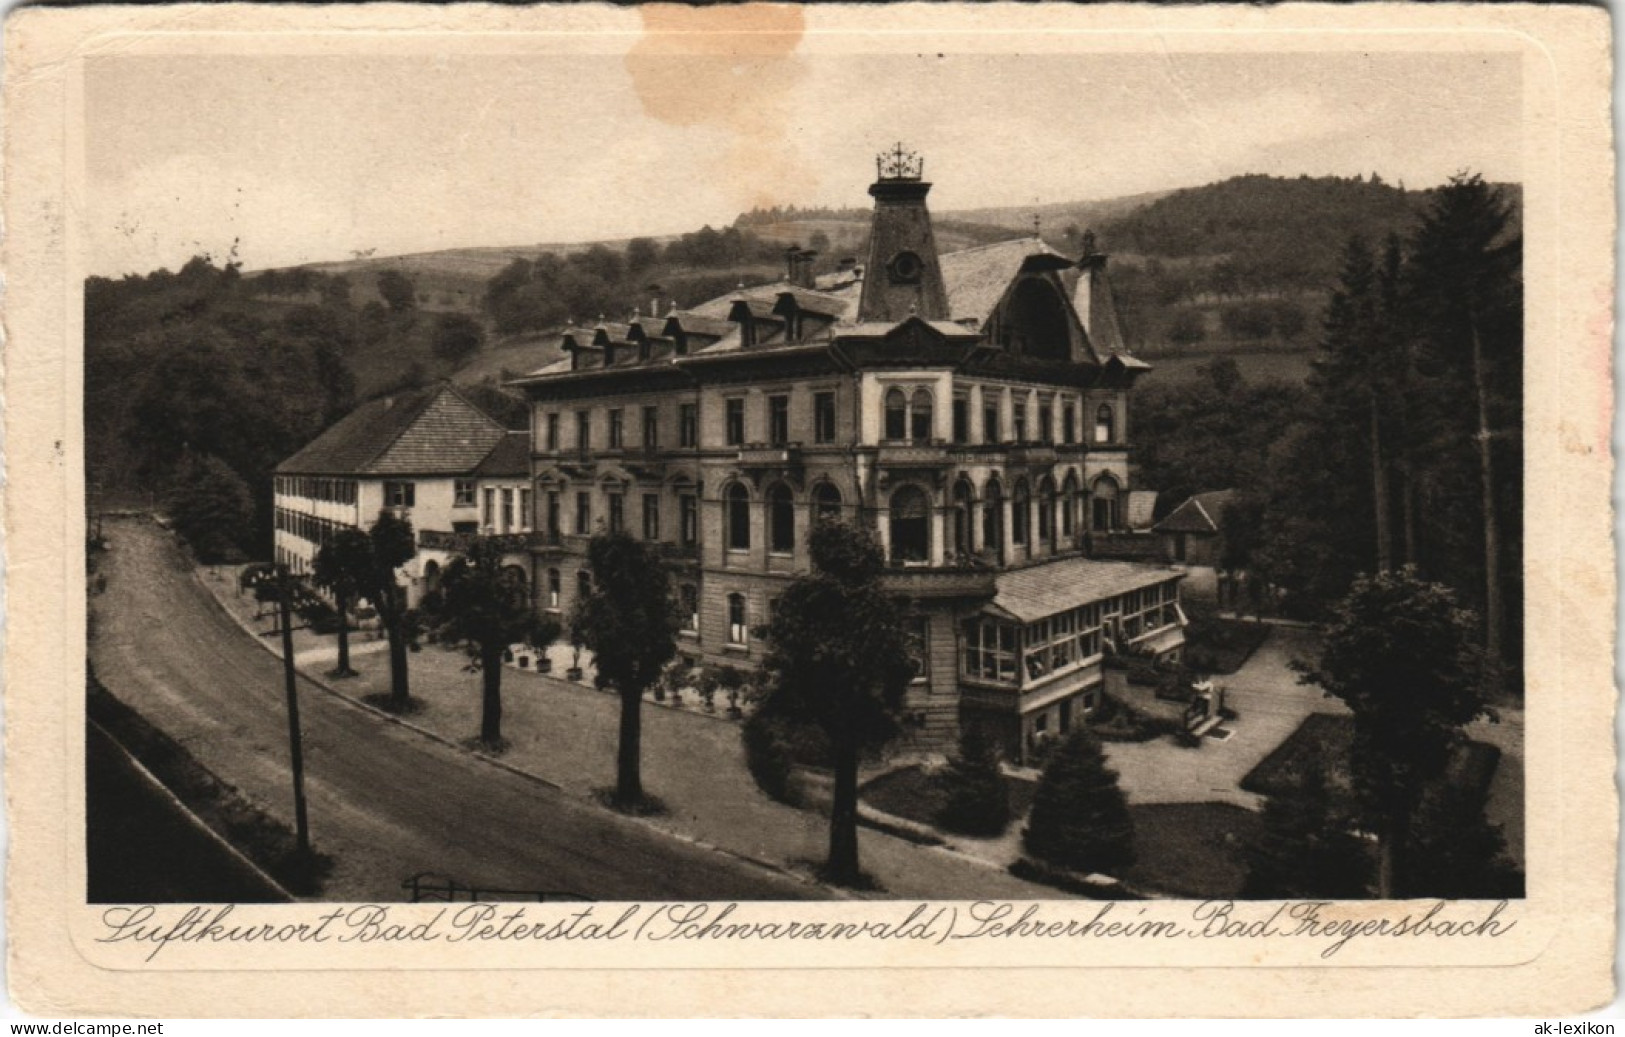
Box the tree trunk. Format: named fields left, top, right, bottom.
left=333, top=589, right=354, bottom=677
left=480, top=643, right=504, bottom=745
left=1378, top=807, right=1411, bottom=899
left=827, top=739, right=861, bottom=885
left=1400, top=460, right=1419, bottom=569
left=615, top=686, right=644, bottom=806
left=1370, top=395, right=1392, bottom=572
left=1468, top=314, right=1503, bottom=674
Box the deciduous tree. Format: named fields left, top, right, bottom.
left=311, top=527, right=372, bottom=678
left=363, top=510, right=419, bottom=709
left=1297, top=567, right=1488, bottom=896
left=573, top=532, right=679, bottom=807
left=419, top=540, right=560, bottom=746
left=757, top=521, right=915, bottom=885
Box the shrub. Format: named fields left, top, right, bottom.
left=1023, top=730, right=1135, bottom=874
left=1090, top=693, right=1181, bottom=743
left=741, top=710, right=800, bottom=805
left=934, top=726, right=1011, bottom=837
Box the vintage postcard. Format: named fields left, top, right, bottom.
left=3, top=1, right=1615, bottom=1018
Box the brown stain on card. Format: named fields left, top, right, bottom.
left=626, top=5, right=814, bottom=210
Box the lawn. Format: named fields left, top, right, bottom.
left=1123, top=802, right=1263, bottom=899
left=860, top=765, right=1038, bottom=833
left=1242, top=712, right=1502, bottom=801
left=1182, top=614, right=1273, bottom=676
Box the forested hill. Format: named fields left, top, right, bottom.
left=1096, top=173, right=1521, bottom=292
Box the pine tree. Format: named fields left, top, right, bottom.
left=1242, top=757, right=1372, bottom=898
left=935, top=725, right=1011, bottom=837
left=1022, top=729, right=1135, bottom=874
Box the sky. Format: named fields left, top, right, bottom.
left=84, top=47, right=1522, bottom=277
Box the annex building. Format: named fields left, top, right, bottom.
left=272, top=382, right=535, bottom=605
left=509, top=147, right=1187, bottom=762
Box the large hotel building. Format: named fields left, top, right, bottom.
left=508, top=148, right=1186, bottom=762
left=275, top=147, right=1187, bottom=763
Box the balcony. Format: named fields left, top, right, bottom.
left=418, top=529, right=558, bottom=554
left=880, top=564, right=997, bottom=601
left=876, top=441, right=952, bottom=467
left=1004, top=443, right=1058, bottom=466
left=736, top=443, right=802, bottom=472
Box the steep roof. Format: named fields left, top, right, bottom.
left=473, top=431, right=532, bottom=478
left=939, top=237, right=1065, bottom=327
left=1153, top=490, right=1237, bottom=535
left=277, top=383, right=508, bottom=476
left=989, top=556, right=1183, bottom=623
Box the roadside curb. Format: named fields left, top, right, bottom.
left=193, top=568, right=840, bottom=899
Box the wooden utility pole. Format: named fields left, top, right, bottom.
left=277, top=566, right=312, bottom=866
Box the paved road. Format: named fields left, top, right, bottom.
left=89, top=518, right=817, bottom=902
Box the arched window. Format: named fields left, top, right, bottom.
left=890, top=485, right=931, bottom=563
left=884, top=388, right=908, bottom=441
left=725, top=483, right=751, bottom=551
left=983, top=478, right=1004, bottom=561
left=680, top=583, right=698, bottom=632
left=768, top=483, right=795, bottom=554
left=577, top=569, right=592, bottom=601
left=1061, top=473, right=1079, bottom=539
left=1095, top=403, right=1116, bottom=444
left=951, top=478, right=975, bottom=559
left=910, top=388, right=934, bottom=443
left=1091, top=475, right=1121, bottom=531
left=812, top=482, right=843, bottom=523
left=1038, top=477, right=1056, bottom=549
left=423, top=559, right=441, bottom=595
left=727, top=593, right=748, bottom=645
left=1011, top=479, right=1031, bottom=547
left=547, top=567, right=561, bottom=608
left=502, top=564, right=527, bottom=588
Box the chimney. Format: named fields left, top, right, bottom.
left=1073, top=230, right=1126, bottom=354
left=784, top=245, right=802, bottom=285
left=792, top=249, right=818, bottom=289
left=856, top=142, right=949, bottom=322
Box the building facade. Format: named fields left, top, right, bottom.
left=273, top=383, right=536, bottom=606
left=512, top=148, right=1187, bottom=763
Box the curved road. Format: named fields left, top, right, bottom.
left=89, top=518, right=816, bottom=902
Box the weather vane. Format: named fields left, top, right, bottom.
left=876, top=141, right=924, bottom=181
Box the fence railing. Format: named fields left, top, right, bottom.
left=401, top=872, right=590, bottom=903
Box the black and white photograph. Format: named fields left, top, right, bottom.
left=6, top=1, right=1614, bottom=1019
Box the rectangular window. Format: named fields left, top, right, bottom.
left=907, top=617, right=930, bottom=680
left=483, top=487, right=496, bottom=528
left=575, top=492, right=591, bottom=534
left=642, top=494, right=660, bottom=540
left=608, top=493, right=624, bottom=534
left=500, top=488, right=514, bottom=532
left=642, top=406, right=659, bottom=449
left=608, top=409, right=624, bottom=449
left=952, top=397, right=969, bottom=444
left=983, top=401, right=1000, bottom=444
left=728, top=594, right=748, bottom=645
left=768, top=394, right=789, bottom=446
left=680, top=494, right=698, bottom=545
left=679, top=403, right=698, bottom=447
left=385, top=481, right=415, bottom=508
left=814, top=391, right=837, bottom=443
left=546, top=491, right=560, bottom=535
left=681, top=584, right=699, bottom=632
left=454, top=479, right=476, bottom=507
left=518, top=488, right=531, bottom=531
left=546, top=413, right=560, bottom=451
left=576, top=411, right=591, bottom=457
left=1013, top=405, right=1028, bottom=444
left=1062, top=402, right=1076, bottom=444
left=1039, top=399, right=1053, bottom=444
left=548, top=569, right=561, bottom=608
left=725, top=398, right=745, bottom=446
